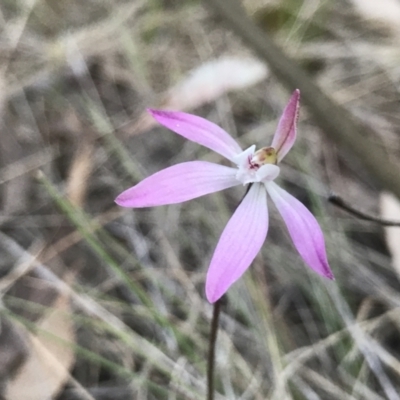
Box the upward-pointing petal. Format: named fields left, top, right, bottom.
left=148, top=109, right=242, bottom=161
left=115, top=161, right=239, bottom=208
left=206, top=184, right=268, bottom=303
left=271, top=89, right=300, bottom=163
left=266, top=181, right=334, bottom=279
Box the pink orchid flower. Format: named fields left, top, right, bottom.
left=115, top=90, right=334, bottom=303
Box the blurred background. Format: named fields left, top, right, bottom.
left=1, top=0, right=400, bottom=399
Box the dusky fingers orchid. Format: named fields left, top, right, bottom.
left=115, top=89, right=334, bottom=303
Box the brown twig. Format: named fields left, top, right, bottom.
left=207, top=299, right=222, bottom=400
left=329, top=193, right=400, bottom=226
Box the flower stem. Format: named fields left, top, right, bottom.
left=207, top=298, right=222, bottom=400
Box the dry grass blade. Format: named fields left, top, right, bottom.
left=380, top=192, right=400, bottom=278
left=300, top=366, right=357, bottom=400
left=162, top=57, right=268, bottom=110
left=349, top=0, right=400, bottom=35
left=4, top=293, right=76, bottom=400
left=0, top=241, right=44, bottom=296
left=0, top=146, right=57, bottom=186
left=66, top=136, right=94, bottom=207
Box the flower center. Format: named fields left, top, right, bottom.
left=233, top=145, right=280, bottom=185
left=249, top=147, right=277, bottom=169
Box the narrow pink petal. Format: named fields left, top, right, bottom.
left=148, top=109, right=242, bottom=161
left=115, top=162, right=239, bottom=208
left=271, top=89, right=300, bottom=163
left=206, top=184, right=268, bottom=303
left=266, top=181, right=334, bottom=279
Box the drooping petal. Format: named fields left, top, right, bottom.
left=271, top=89, right=300, bottom=163
left=266, top=181, right=334, bottom=279
left=148, top=109, right=242, bottom=161
left=206, top=184, right=268, bottom=303
left=115, top=162, right=239, bottom=208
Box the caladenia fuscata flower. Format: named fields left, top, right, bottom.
left=115, top=90, right=334, bottom=303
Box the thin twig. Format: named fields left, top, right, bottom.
left=207, top=299, right=222, bottom=400
left=329, top=193, right=400, bottom=226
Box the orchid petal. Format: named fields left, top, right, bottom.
left=266, top=181, right=334, bottom=279
left=271, top=89, right=300, bottom=163
left=115, top=162, right=239, bottom=208
left=206, top=184, right=268, bottom=303
left=148, top=109, right=242, bottom=161
left=232, top=145, right=256, bottom=168
left=255, top=164, right=280, bottom=182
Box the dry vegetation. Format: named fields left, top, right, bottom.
left=1, top=0, right=400, bottom=399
